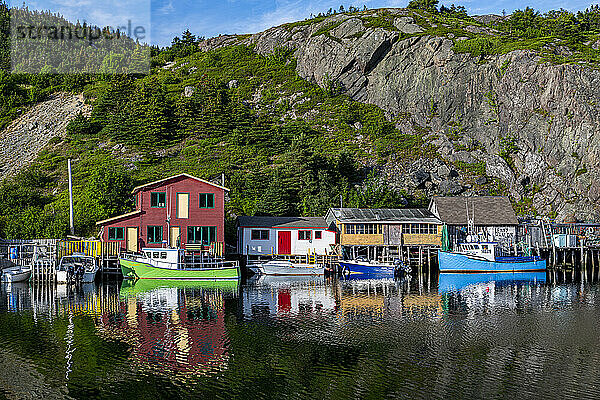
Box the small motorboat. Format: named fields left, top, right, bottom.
left=339, top=257, right=410, bottom=278
left=57, top=253, right=99, bottom=283
left=252, top=260, right=324, bottom=276
left=1, top=266, right=32, bottom=283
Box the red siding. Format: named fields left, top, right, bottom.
left=99, top=176, right=226, bottom=249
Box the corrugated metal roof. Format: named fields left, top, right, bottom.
left=327, top=208, right=441, bottom=223
left=430, top=196, right=518, bottom=226
left=237, top=216, right=330, bottom=228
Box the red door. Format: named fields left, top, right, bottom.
left=278, top=231, right=291, bottom=255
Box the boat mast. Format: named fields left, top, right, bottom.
left=466, top=199, right=475, bottom=239
left=68, top=159, right=74, bottom=236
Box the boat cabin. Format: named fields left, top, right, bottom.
left=456, top=242, right=500, bottom=262
left=138, top=248, right=182, bottom=269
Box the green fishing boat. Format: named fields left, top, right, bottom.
left=120, top=248, right=240, bottom=280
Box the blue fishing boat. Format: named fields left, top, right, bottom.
left=438, top=242, right=546, bottom=273
left=339, top=257, right=410, bottom=278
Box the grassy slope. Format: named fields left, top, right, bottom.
left=0, top=43, right=434, bottom=240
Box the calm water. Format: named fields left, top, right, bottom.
left=1, top=269, right=599, bottom=399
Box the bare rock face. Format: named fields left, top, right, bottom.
left=0, top=93, right=91, bottom=181
left=203, top=8, right=600, bottom=220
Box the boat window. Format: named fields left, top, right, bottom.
left=482, top=245, right=488, bottom=250
left=153, top=252, right=159, bottom=258
left=160, top=252, right=167, bottom=259
left=146, top=252, right=152, bottom=258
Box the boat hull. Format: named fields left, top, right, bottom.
left=56, top=270, right=97, bottom=283
left=339, top=261, right=395, bottom=278
left=1, top=268, right=31, bottom=283
left=257, top=263, right=324, bottom=276
left=120, top=258, right=240, bottom=280
left=438, top=250, right=546, bottom=273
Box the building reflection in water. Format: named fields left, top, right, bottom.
left=103, top=280, right=239, bottom=376
left=0, top=280, right=238, bottom=378
left=241, top=267, right=600, bottom=323
left=243, top=275, right=337, bottom=318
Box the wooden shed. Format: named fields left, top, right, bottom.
left=325, top=208, right=442, bottom=262
left=429, top=196, right=519, bottom=248
left=236, top=216, right=336, bottom=257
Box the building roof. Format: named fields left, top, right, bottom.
left=237, top=216, right=330, bottom=229
left=96, top=210, right=142, bottom=226
left=131, top=173, right=229, bottom=194
left=325, top=208, right=442, bottom=224
left=429, top=196, right=518, bottom=226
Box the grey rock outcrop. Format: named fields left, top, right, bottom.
left=205, top=8, right=600, bottom=220
left=0, top=93, right=90, bottom=181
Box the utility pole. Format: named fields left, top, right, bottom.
left=68, top=159, right=74, bottom=236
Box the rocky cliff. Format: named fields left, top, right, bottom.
left=202, top=8, right=600, bottom=221
left=0, top=93, right=90, bottom=181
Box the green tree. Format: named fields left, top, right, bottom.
left=407, top=0, right=439, bottom=13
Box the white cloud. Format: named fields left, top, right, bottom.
left=157, top=0, right=175, bottom=15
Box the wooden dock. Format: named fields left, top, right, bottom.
left=0, top=239, right=123, bottom=281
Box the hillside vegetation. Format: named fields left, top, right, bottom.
left=2, top=2, right=600, bottom=240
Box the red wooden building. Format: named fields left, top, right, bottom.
left=96, top=173, right=228, bottom=252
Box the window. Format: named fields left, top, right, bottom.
left=251, top=229, right=269, bottom=240
left=108, top=227, right=125, bottom=240
left=188, top=226, right=217, bottom=244
left=147, top=226, right=163, bottom=243
left=420, top=224, right=428, bottom=234
left=346, top=224, right=354, bottom=234
left=177, top=193, right=189, bottom=218
left=315, top=231, right=322, bottom=239
left=429, top=225, right=438, bottom=234
left=151, top=192, right=166, bottom=208
left=298, top=230, right=312, bottom=240
left=199, top=193, right=215, bottom=208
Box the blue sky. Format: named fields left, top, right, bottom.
left=14, top=0, right=599, bottom=46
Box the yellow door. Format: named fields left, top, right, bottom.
left=177, top=193, right=189, bottom=219
left=170, top=227, right=181, bottom=248
left=126, top=227, right=138, bottom=252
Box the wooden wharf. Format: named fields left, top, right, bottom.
left=0, top=239, right=123, bottom=281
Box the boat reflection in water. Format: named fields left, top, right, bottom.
left=438, top=272, right=547, bottom=314
left=243, top=275, right=337, bottom=318
left=105, top=279, right=239, bottom=376
left=439, top=272, right=547, bottom=294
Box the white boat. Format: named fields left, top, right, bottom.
left=1, top=266, right=32, bottom=283
left=252, top=260, right=324, bottom=276
left=56, top=253, right=99, bottom=283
